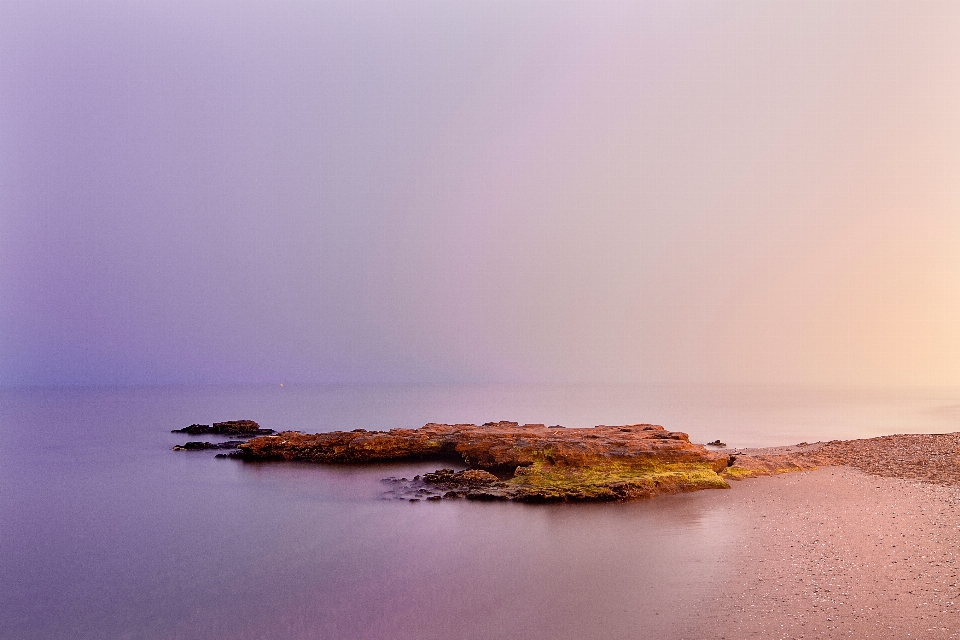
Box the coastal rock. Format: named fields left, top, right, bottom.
left=180, top=419, right=960, bottom=501
left=238, top=422, right=732, bottom=502
left=237, top=422, right=723, bottom=468
left=173, top=440, right=245, bottom=451
left=423, top=468, right=501, bottom=486
left=172, top=420, right=274, bottom=436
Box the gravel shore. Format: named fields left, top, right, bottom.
left=806, top=433, right=960, bottom=487
left=694, top=433, right=960, bottom=639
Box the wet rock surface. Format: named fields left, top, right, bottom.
left=382, top=469, right=508, bottom=502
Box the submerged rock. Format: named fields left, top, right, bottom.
left=422, top=468, right=500, bottom=486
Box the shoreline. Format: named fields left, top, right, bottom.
left=167, top=421, right=960, bottom=635
left=178, top=420, right=960, bottom=501
left=226, top=425, right=960, bottom=635
left=692, top=466, right=960, bottom=639
left=697, top=433, right=960, bottom=638
left=731, top=431, right=960, bottom=488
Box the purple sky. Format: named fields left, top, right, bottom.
left=3, top=1, right=960, bottom=386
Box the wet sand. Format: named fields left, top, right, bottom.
left=696, top=466, right=960, bottom=639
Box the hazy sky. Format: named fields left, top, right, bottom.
left=3, top=0, right=960, bottom=386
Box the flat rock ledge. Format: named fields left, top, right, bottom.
left=235, top=422, right=736, bottom=502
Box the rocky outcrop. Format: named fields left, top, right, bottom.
left=236, top=422, right=733, bottom=502
left=237, top=422, right=720, bottom=466
left=172, top=420, right=273, bottom=437
left=172, top=420, right=275, bottom=453
left=173, top=440, right=245, bottom=451
left=175, top=418, right=960, bottom=500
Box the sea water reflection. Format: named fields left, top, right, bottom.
left=2, top=384, right=960, bottom=639
left=206, top=463, right=737, bottom=640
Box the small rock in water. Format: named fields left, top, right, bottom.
left=173, top=440, right=246, bottom=451
left=171, top=420, right=274, bottom=436
left=707, top=440, right=727, bottom=448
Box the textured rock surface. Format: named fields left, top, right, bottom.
left=173, top=440, right=245, bottom=451
left=238, top=422, right=719, bottom=465
left=237, top=422, right=733, bottom=501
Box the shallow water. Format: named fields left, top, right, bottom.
left=2, top=384, right=960, bottom=639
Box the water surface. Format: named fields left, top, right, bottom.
left=2, top=384, right=959, bottom=639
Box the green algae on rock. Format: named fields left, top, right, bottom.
left=502, top=460, right=731, bottom=502
left=721, top=453, right=819, bottom=480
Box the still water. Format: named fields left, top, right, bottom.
left=3, top=384, right=960, bottom=639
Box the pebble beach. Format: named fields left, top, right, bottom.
left=694, top=433, right=960, bottom=639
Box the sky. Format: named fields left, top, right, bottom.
left=3, top=0, right=960, bottom=387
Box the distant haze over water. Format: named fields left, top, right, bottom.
left=4, top=1, right=960, bottom=388
left=9, top=383, right=958, bottom=449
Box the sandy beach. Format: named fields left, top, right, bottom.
left=694, top=461, right=960, bottom=638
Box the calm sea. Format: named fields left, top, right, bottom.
left=3, top=383, right=960, bottom=639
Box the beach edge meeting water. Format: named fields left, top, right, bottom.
left=169, top=417, right=960, bottom=637
left=8, top=385, right=960, bottom=639
left=173, top=418, right=960, bottom=502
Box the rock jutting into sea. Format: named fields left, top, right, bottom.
left=232, top=421, right=786, bottom=502
left=174, top=420, right=960, bottom=502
